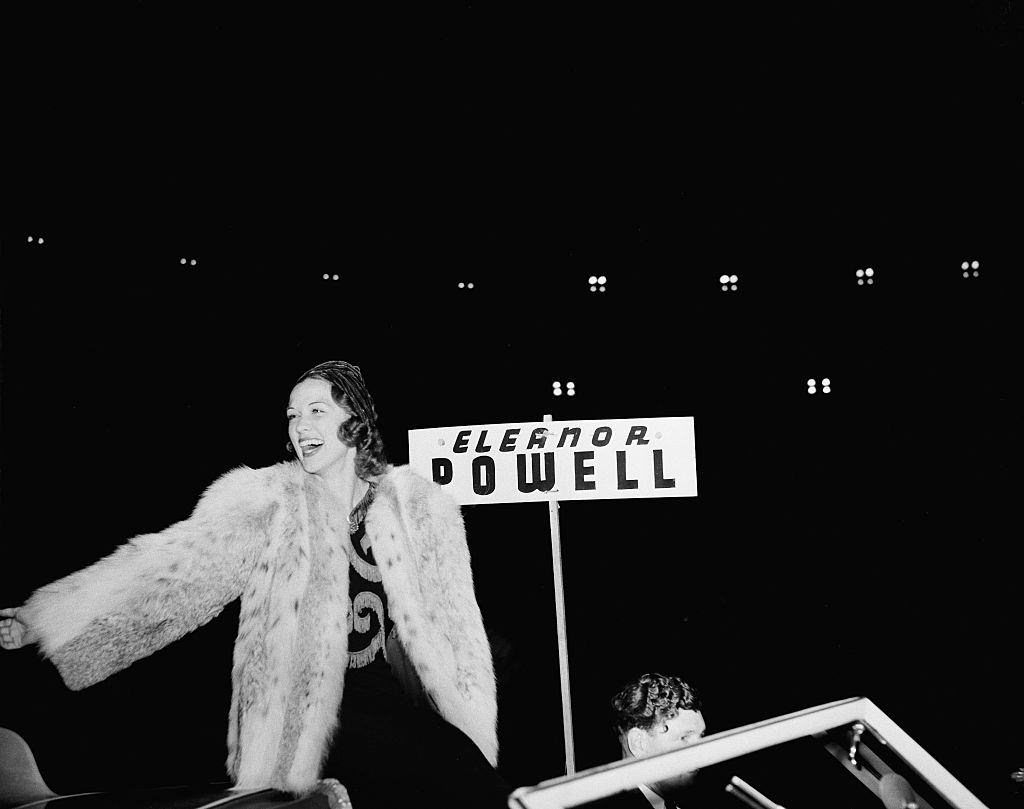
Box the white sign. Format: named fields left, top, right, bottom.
left=408, top=416, right=697, bottom=505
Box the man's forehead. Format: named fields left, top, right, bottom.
left=666, top=708, right=705, bottom=734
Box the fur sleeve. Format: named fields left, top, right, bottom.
left=20, top=465, right=283, bottom=691
left=368, top=466, right=498, bottom=766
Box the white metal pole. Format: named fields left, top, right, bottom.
left=544, top=413, right=576, bottom=775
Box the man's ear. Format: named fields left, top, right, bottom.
left=626, top=727, right=648, bottom=758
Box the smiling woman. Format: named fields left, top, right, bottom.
left=287, top=379, right=356, bottom=472
left=0, top=360, right=509, bottom=809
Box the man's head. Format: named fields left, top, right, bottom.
left=611, top=672, right=706, bottom=761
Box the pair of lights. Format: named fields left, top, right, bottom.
left=719, top=274, right=738, bottom=291
left=458, top=282, right=475, bottom=289
left=856, top=268, right=874, bottom=285
left=27, top=235, right=45, bottom=245
left=588, top=276, right=607, bottom=292
left=553, top=381, right=575, bottom=397
left=807, top=378, right=831, bottom=394
left=961, top=260, right=980, bottom=278
left=322, top=273, right=340, bottom=281
left=180, top=258, right=198, bottom=266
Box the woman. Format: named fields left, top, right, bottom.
left=1, top=361, right=508, bottom=808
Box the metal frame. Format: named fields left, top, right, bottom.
left=508, top=697, right=988, bottom=809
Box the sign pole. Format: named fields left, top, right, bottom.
left=544, top=413, right=576, bottom=775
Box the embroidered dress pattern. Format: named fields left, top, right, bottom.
left=346, top=516, right=393, bottom=670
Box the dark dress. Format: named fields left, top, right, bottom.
left=322, top=519, right=510, bottom=809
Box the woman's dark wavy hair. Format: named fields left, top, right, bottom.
left=610, top=672, right=702, bottom=738
left=286, top=360, right=389, bottom=481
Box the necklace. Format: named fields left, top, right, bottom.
left=348, top=481, right=376, bottom=534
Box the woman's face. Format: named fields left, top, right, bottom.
left=287, top=378, right=353, bottom=476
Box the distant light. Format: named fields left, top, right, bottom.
left=181, top=258, right=187, bottom=265
left=190, top=259, right=197, bottom=266
left=856, top=267, right=874, bottom=286
left=962, top=259, right=981, bottom=278
left=552, top=381, right=562, bottom=397
left=27, top=236, right=33, bottom=243
left=468, top=282, right=474, bottom=289
left=38, top=237, right=45, bottom=245
left=458, top=282, right=465, bottom=288
left=588, top=275, right=606, bottom=293
left=807, top=378, right=817, bottom=395
left=566, top=381, right=576, bottom=397
left=458, top=281, right=474, bottom=289
left=721, top=274, right=738, bottom=292
left=332, top=274, right=339, bottom=281
left=323, top=273, right=330, bottom=280
left=822, top=377, right=832, bottom=394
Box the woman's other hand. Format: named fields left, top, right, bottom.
left=0, top=608, right=29, bottom=650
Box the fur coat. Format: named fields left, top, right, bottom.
left=20, top=462, right=497, bottom=794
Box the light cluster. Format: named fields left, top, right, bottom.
left=961, top=260, right=980, bottom=278
left=27, top=235, right=45, bottom=245
left=552, top=381, right=576, bottom=397
left=856, top=268, right=874, bottom=285
left=457, top=282, right=475, bottom=289
left=180, top=258, right=198, bottom=266
left=807, top=378, right=832, bottom=395
left=719, top=274, right=738, bottom=292
left=588, top=275, right=607, bottom=293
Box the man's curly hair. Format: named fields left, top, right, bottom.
left=610, top=672, right=702, bottom=738
left=287, top=360, right=389, bottom=481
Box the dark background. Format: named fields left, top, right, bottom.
left=1, top=3, right=1021, bottom=808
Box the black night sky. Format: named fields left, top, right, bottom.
left=1, top=4, right=1021, bottom=808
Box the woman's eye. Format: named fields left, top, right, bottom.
left=312, top=408, right=324, bottom=414
left=286, top=414, right=296, bottom=421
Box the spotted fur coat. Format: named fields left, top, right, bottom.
left=20, top=462, right=497, bottom=794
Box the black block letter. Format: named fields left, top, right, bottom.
left=432, top=458, right=453, bottom=485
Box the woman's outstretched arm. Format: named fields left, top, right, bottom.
left=10, top=465, right=283, bottom=690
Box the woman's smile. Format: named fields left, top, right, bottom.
left=298, top=438, right=324, bottom=457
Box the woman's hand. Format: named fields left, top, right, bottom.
left=0, top=607, right=29, bottom=650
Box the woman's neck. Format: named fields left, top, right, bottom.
left=315, top=455, right=368, bottom=515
